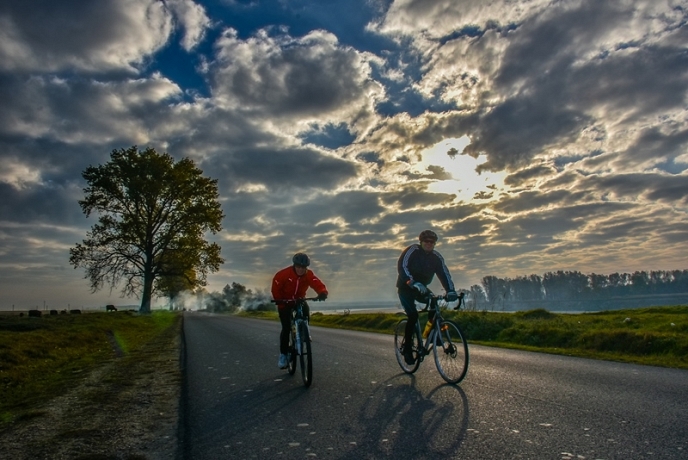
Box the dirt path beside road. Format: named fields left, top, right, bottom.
left=0, top=317, right=183, bottom=460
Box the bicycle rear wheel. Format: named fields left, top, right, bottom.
left=287, top=328, right=297, bottom=375
left=433, top=320, right=469, bottom=384
left=394, top=319, right=420, bottom=373
left=298, top=322, right=313, bottom=387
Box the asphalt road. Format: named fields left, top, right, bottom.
left=180, top=313, right=688, bottom=460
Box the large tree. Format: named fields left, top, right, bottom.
left=70, top=146, right=225, bottom=313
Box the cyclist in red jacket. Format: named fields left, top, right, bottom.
left=272, top=253, right=328, bottom=369
left=397, top=230, right=459, bottom=364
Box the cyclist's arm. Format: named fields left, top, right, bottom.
left=306, top=271, right=328, bottom=297
left=433, top=251, right=455, bottom=293
left=271, top=268, right=294, bottom=308
left=397, top=245, right=419, bottom=286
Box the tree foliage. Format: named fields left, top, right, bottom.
left=69, top=146, right=225, bottom=313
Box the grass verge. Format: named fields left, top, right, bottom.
left=239, top=305, right=688, bottom=369
left=0, top=311, right=180, bottom=429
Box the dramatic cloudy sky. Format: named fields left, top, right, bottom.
left=1, top=0, right=687, bottom=309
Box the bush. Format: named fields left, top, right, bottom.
left=498, top=323, right=577, bottom=348
left=514, top=308, right=557, bottom=320
left=453, top=311, right=515, bottom=341
left=577, top=330, right=681, bottom=355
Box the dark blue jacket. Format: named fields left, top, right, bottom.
left=396, top=244, right=455, bottom=293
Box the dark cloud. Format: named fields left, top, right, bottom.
left=0, top=0, right=172, bottom=72
left=379, top=183, right=456, bottom=210
left=496, top=1, right=631, bottom=88
left=463, top=96, right=589, bottom=172
left=617, top=127, right=688, bottom=168
left=504, top=164, right=557, bottom=186
left=491, top=189, right=583, bottom=214
left=204, top=146, right=359, bottom=192
left=568, top=45, right=688, bottom=120
left=0, top=182, right=83, bottom=224
left=589, top=173, right=688, bottom=205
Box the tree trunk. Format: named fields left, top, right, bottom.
left=140, top=268, right=154, bottom=314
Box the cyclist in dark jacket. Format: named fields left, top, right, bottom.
left=397, top=230, right=459, bottom=364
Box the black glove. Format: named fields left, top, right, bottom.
left=446, top=291, right=459, bottom=302
left=411, top=282, right=428, bottom=295
left=317, top=292, right=328, bottom=301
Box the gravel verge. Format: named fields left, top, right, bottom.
left=0, top=316, right=183, bottom=460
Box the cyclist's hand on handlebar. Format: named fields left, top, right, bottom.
left=411, top=282, right=428, bottom=295
left=446, top=290, right=459, bottom=302
left=317, top=292, right=328, bottom=301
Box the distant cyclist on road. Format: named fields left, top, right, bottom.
left=397, top=230, right=459, bottom=364
left=272, top=253, right=328, bottom=369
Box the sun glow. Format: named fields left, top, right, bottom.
left=415, top=137, right=508, bottom=202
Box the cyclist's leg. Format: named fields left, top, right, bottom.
left=278, top=306, right=291, bottom=355
left=398, top=289, right=418, bottom=345
left=398, top=289, right=419, bottom=365
left=303, top=301, right=310, bottom=321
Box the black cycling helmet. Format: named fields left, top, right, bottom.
left=292, top=252, right=310, bottom=267
left=418, top=229, right=438, bottom=242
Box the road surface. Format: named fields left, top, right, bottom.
left=180, top=313, right=688, bottom=459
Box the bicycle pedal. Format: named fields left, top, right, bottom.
left=441, top=324, right=449, bottom=331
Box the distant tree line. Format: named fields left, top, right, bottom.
left=463, top=269, right=688, bottom=311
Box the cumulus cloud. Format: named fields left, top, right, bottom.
left=0, top=0, right=175, bottom=73
left=209, top=28, right=384, bottom=132
left=166, top=0, right=211, bottom=51
left=0, top=73, right=182, bottom=143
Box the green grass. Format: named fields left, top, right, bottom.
left=0, top=311, right=180, bottom=427
left=239, top=305, right=688, bottom=369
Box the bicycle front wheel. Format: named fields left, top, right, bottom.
left=394, top=319, right=420, bottom=373
left=433, top=320, right=469, bottom=384
left=298, top=322, right=313, bottom=387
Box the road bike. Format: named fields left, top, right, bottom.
left=272, top=297, right=319, bottom=387
left=394, top=290, right=469, bottom=384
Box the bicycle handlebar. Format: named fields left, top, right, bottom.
left=271, top=297, right=322, bottom=303
left=418, top=291, right=465, bottom=312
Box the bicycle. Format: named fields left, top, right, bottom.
left=394, top=290, right=469, bottom=384
left=272, top=297, right=319, bottom=387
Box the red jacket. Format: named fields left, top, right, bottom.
left=271, top=266, right=328, bottom=309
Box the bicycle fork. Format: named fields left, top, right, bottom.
left=294, top=320, right=310, bottom=355
left=294, top=321, right=302, bottom=356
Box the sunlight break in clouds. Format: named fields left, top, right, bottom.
left=413, top=137, right=508, bottom=202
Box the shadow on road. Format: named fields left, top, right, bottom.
left=344, top=373, right=470, bottom=459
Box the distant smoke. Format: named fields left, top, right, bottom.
left=166, top=285, right=274, bottom=312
